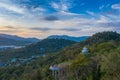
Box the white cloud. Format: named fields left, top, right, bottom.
left=51, top=0, right=73, bottom=14
left=51, top=2, right=80, bottom=16
left=86, top=11, right=95, bottom=16
left=96, top=15, right=111, bottom=23
left=32, top=7, right=46, bottom=12
left=30, top=6, right=46, bottom=16
left=61, top=4, right=69, bottom=11
left=51, top=2, right=60, bottom=10
left=59, top=11, right=81, bottom=16
left=106, top=14, right=120, bottom=22
left=51, top=2, right=69, bottom=12
left=0, top=2, right=26, bottom=14
left=112, top=4, right=120, bottom=10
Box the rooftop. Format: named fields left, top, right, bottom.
left=50, top=62, right=71, bottom=71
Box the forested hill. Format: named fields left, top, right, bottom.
left=74, top=31, right=120, bottom=48
left=0, top=31, right=120, bottom=80
left=44, top=31, right=120, bottom=63
left=0, top=38, right=76, bottom=61
left=29, top=31, right=120, bottom=80
left=85, top=31, right=120, bottom=44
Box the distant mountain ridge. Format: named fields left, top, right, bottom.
left=47, top=35, right=89, bottom=42
left=0, top=34, right=40, bottom=46
left=0, top=34, right=89, bottom=46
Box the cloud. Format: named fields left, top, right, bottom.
left=98, top=22, right=120, bottom=28
left=61, top=3, right=69, bottom=11
left=31, top=6, right=46, bottom=12
left=0, top=0, right=47, bottom=20
left=44, top=15, right=59, bottom=21
left=51, top=2, right=60, bottom=11
left=30, top=27, right=52, bottom=31
left=0, top=2, right=26, bottom=14
left=99, top=4, right=110, bottom=10
left=59, top=28, right=81, bottom=31
left=86, top=11, right=95, bottom=16
left=111, top=4, right=120, bottom=10
left=4, top=26, right=16, bottom=29
left=0, top=26, right=19, bottom=33
left=51, top=1, right=79, bottom=16
left=59, top=11, right=81, bottom=16
left=0, top=30, right=18, bottom=33
left=30, top=27, right=81, bottom=32
left=96, top=15, right=111, bottom=23
left=51, top=2, right=69, bottom=12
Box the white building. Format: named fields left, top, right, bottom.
left=82, top=47, right=89, bottom=54
left=49, top=62, right=71, bottom=80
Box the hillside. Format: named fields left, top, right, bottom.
left=85, top=31, right=120, bottom=44
left=0, top=31, right=120, bottom=80
left=0, top=38, right=76, bottom=61
left=74, top=31, right=120, bottom=48
left=0, top=34, right=40, bottom=46
left=47, top=35, right=89, bottom=42
left=44, top=31, right=120, bottom=63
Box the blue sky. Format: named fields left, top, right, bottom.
left=0, top=0, right=120, bottom=38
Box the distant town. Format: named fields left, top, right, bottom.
left=0, top=55, right=46, bottom=67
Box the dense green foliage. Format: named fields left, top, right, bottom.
left=0, top=31, right=120, bottom=80
left=0, top=38, right=76, bottom=62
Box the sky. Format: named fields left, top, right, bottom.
left=0, top=0, right=120, bottom=39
